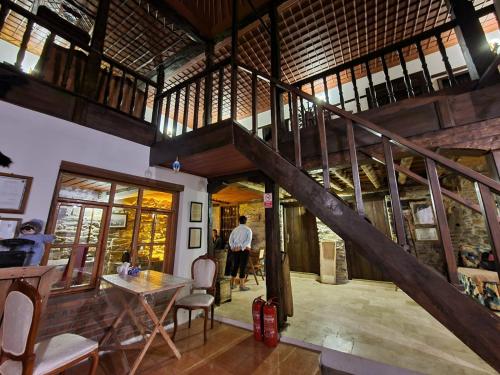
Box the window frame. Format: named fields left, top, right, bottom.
left=44, top=161, right=183, bottom=294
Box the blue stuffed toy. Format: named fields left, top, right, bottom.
left=18, top=219, right=55, bottom=266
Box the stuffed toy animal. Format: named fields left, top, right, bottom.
left=17, top=219, right=55, bottom=266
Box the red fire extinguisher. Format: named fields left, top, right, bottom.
left=252, top=296, right=265, bottom=341
left=263, top=298, right=279, bottom=347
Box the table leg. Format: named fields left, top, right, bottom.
left=128, top=287, right=183, bottom=374
left=100, top=308, right=128, bottom=347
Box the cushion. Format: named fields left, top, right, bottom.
left=0, top=360, right=22, bottom=375
left=176, top=293, right=214, bottom=307
left=33, top=333, right=98, bottom=375
left=3, top=290, right=34, bottom=356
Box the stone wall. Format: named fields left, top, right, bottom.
left=239, top=202, right=266, bottom=250
left=316, top=219, right=349, bottom=283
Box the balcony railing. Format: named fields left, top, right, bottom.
left=0, top=0, right=158, bottom=123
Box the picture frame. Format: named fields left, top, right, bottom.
left=0, top=172, right=33, bottom=214
left=190, top=201, right=203, bottom=222
left=188, top=227, right=202, bottom=249
left=410, top=201, right=435, bottom=225
left=109, top=213, right=128, bottom=228
left=0, top=217, right=22, bottom=239
left=415, top=227, right=439, bottom=241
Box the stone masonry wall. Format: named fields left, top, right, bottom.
left=316, top=219, right=349, bottom=283
left=239, top=202, right=266, bottom=251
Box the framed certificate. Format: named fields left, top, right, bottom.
left=0, top=217, right=22, bottom=239
left=188, top=227, right=202, bottom=249
left=0, top=173, right=33, bottom=214
left=190, top=201, right=203, bottom=222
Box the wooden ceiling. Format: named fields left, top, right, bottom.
left=212, top=183, right=263, bottom=204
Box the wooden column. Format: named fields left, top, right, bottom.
left=203, top=42, right=214, bottom=127
left=270, top=0, right=285, bottom=139
left=447, top=0, right=495, bottom=79
left=230, top=0, right=238, bottom=120
left=81, top=0, right=110, bottom=97
left=264, top=176, right=285, bottom=328
left=152, top=65, right=165, bottom=142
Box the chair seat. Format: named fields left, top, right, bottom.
left=176, top=293, right=214, bottom=307
left=33, top=333, right=98, bottom=375
left=0, top=359, right=22, bottom=375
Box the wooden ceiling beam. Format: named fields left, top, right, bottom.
left=398, top=156, right=414, bottom=185
left=361, top=164, right=381, bottom=189
left=332, top=169, right=354, bottom=189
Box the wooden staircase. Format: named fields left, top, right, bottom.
left=153, top=61, right=500, bottom=371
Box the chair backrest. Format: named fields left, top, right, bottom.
left=191, top=255, right=217, bottom=292
left=1, top=279, right=42, bottom=371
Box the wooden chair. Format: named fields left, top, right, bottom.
left=246, top=249, right=265, bottom=285
left=0, top=279, right=99, bottom=375
left=172, top=255, right=217, bottom=343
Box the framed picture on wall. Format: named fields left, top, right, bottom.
left=0, top=173, right=33, bottom=214
left=410, top=201, right=435, bottom=225
left=0, top=217, right=22, bottom=239
left=190, top=202, right=203, bottom=222
left=109, top=213, right=128, bottom=228
left=415, top=227, right=439, bottom=241
left=188, top=227, right=202, bottom=249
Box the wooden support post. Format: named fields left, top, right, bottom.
left=0, top=0, right=9, bottom=32
left=182, top=85, right=191, bottom=134
left=162, top=93, right=171, bottom=137
left=322, top=76, right=330, bottom=104
left=270, top=0, right=285, bottom=137
left=152, top=65, right=165, bottom=135
left=382, top=137, right=407, bottom=249
left=251, top=72, right=257, bottom=134
left=81, top=0, right=110, bottom=97
left=425, top=158, right=459, bottom=286
left=270, top=83, right=279, bottom=151
left=193, top=79, right=200, bottom=130
left=264, top=176, right=284, bottom=328
left=336, top=71, right=345, bottom=109
left=129, top=77, right=138, bottom=115
left=141, top=83, right=149, bottom=121
left=207, top=192, right=214, bottom=257
left=203, top=42, right=214, bottom=127
left=291, top=92, right=301, bottom=169
left=447, top=0, right=496, bottom=80
left=475, top=183, right=500, bottom=280
left=218, top=67, right=224, bottom=122
left=172, top=90, right=180, bottom=137
left=15, top=19, right=34, bottom=70
left=346, top=119, right=364, bottom=216
left=230, top=0, right=238, bottom=120
left=316, top=107, right=330, bottom=190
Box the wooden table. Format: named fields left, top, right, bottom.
left=100, top=271, right=192, bottom=374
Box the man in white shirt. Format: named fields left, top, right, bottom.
left=228, top=216, right=253, bottom=291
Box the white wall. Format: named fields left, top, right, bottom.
left=0, top=100, right=208, bottom=280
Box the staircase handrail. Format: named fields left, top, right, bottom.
left=236, top=62, right=500, bottom=194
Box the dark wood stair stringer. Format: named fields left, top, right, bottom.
left=232, top=123, right=500, bottom=372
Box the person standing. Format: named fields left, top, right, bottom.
left=212, top=229, right=224, bottom=250
left=228, top=216, right=252, bottom=291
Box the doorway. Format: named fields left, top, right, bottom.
left=283, top=204, right=320, bottom=274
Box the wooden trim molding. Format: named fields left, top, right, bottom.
left=59, top=161, right=184, bottom=192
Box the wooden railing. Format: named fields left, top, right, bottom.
left=155, top=58, right=232, bottom=137
left=239, top=61, right=500, bottom=286
left=292, top=4, right=496, bottom=114
left=0, top=0, right=157, bottom=123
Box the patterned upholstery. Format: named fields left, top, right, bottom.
left=193, top=258, right=216, bottom=289
left=0, top=359, right=22, bottom=375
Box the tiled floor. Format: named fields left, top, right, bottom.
left=216, top=274, right=497, bottom=375
left=67, top=319, right=320, bottom=375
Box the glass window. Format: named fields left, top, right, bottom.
left=59, top=173, right=111, bottom=203
left=114, top=184, right=139, bottom=206
left=53, top=205, right=81, bottom=245
left=142, top=189, right=173, bottom=210
left=103, top=207, right=136, bottom=275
